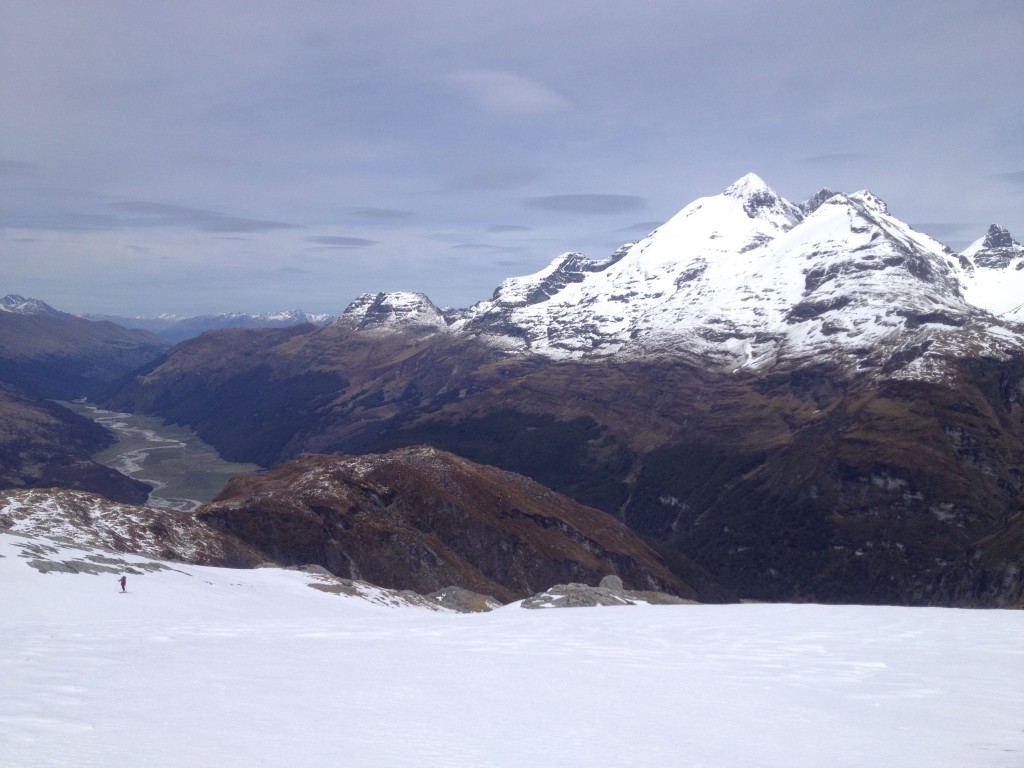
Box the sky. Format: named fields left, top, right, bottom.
left=2, top=1, right=1023, bottom=317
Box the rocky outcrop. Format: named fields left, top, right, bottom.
left=0, top=487, right=264, bottom=566
left=520, top=579, right=694, bottom=609
left=427, top=586, right=503, bottom=613
left=197, top=447, right=708, bottom=604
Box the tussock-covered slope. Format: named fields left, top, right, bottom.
left=199, top=446, right=719, bottom=603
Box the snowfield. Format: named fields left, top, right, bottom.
left=2, top=532, right=1022, bottom=768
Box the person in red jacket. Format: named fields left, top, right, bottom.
left=118, top=575, right=126, bottom=593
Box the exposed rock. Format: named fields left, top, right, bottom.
left=521, top=581, right=694, bottom=609
left=427, top=586, right=503, bottom=613
left=983, top=223, right=1014, bottom=250
left=303, top=575, right=452, bottom=610
left=599, top=574, right=624, bottom=591
left=0, top=487, right=265, bottom=566
left=335, top=291, right=449, bottom=335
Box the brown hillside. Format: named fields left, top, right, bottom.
left=0, top=385, right=151, bottom=503
left=198, top=446, right=721, bottom=603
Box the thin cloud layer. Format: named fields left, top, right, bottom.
left=306, top=236, right=379, bottom=248
left=110, top=202, right=296, bottom=233
left=448, top=70, right=569, bottom=115
left=526, top=195, right=647, bottom=215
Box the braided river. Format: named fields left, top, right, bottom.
left=69, top=403, right=261, bottom=512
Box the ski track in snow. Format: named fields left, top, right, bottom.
left=2, top=533, right=1023, bottom=768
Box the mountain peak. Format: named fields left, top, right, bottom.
left=800, top=188, right=837, bottom=215
left=0, top=294, right=62, bottom=316
left=847, top=190, right=890, bottom=216
left=983, top=223, right=1015, bottom=250
left=721, top=173, right=801, bottom=225
left=337, top=291, right=449, bottom=334
left=723, top=172, right=774, bottom=200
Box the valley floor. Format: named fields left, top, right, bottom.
left=2, top=532, right=1022, bottom=768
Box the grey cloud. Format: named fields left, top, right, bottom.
left=525, top=195, right=646, bottom=215
left=488, top=224, right=533, bottom=233
left=446, top=168, right=543, bottom=192
left=1, top=211, right=125, bottom=231
left=451, top=243, right=525, bottom=252
left=993, top=171, right=1024, bottom=186
left=306, top=235, right=378, bottom=248
left=110, top=202, right=296, bottom=233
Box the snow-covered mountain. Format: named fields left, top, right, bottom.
left=959, top=223, right=1024, bottom=321
left=0, top=293, right=64, bottom=316
left=340, top=174, right=1023, bottom=379
left=334, top=291, right=448, bottom=334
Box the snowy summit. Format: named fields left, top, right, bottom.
left=332, top=173, right=1020, bottom=379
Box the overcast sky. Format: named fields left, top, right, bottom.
left=2, top=1, right=1022, bottom=316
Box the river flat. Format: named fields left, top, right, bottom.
left=67, top=402, right=261, bottom=511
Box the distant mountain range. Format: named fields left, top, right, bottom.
left=80, top=309, right=338, bottom=344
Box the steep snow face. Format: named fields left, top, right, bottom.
left=454, top=175, right=1007, bottom=375
left=456, top=174, right=804, bottom=357
left=959, top=224, right=1024, bottom=320
left=335, top=291, right=449, bottom=335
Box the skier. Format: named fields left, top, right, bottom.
left=118, top=575, right=126, bottom=593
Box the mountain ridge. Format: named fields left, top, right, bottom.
left=326, top=174, right=1024, bottom=388
left=80, top=308, right=338, bottom=344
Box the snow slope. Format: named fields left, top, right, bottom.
left=959, top=224, right=1024, bottom=321
left=3, top=531, right=1023, bottom=768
